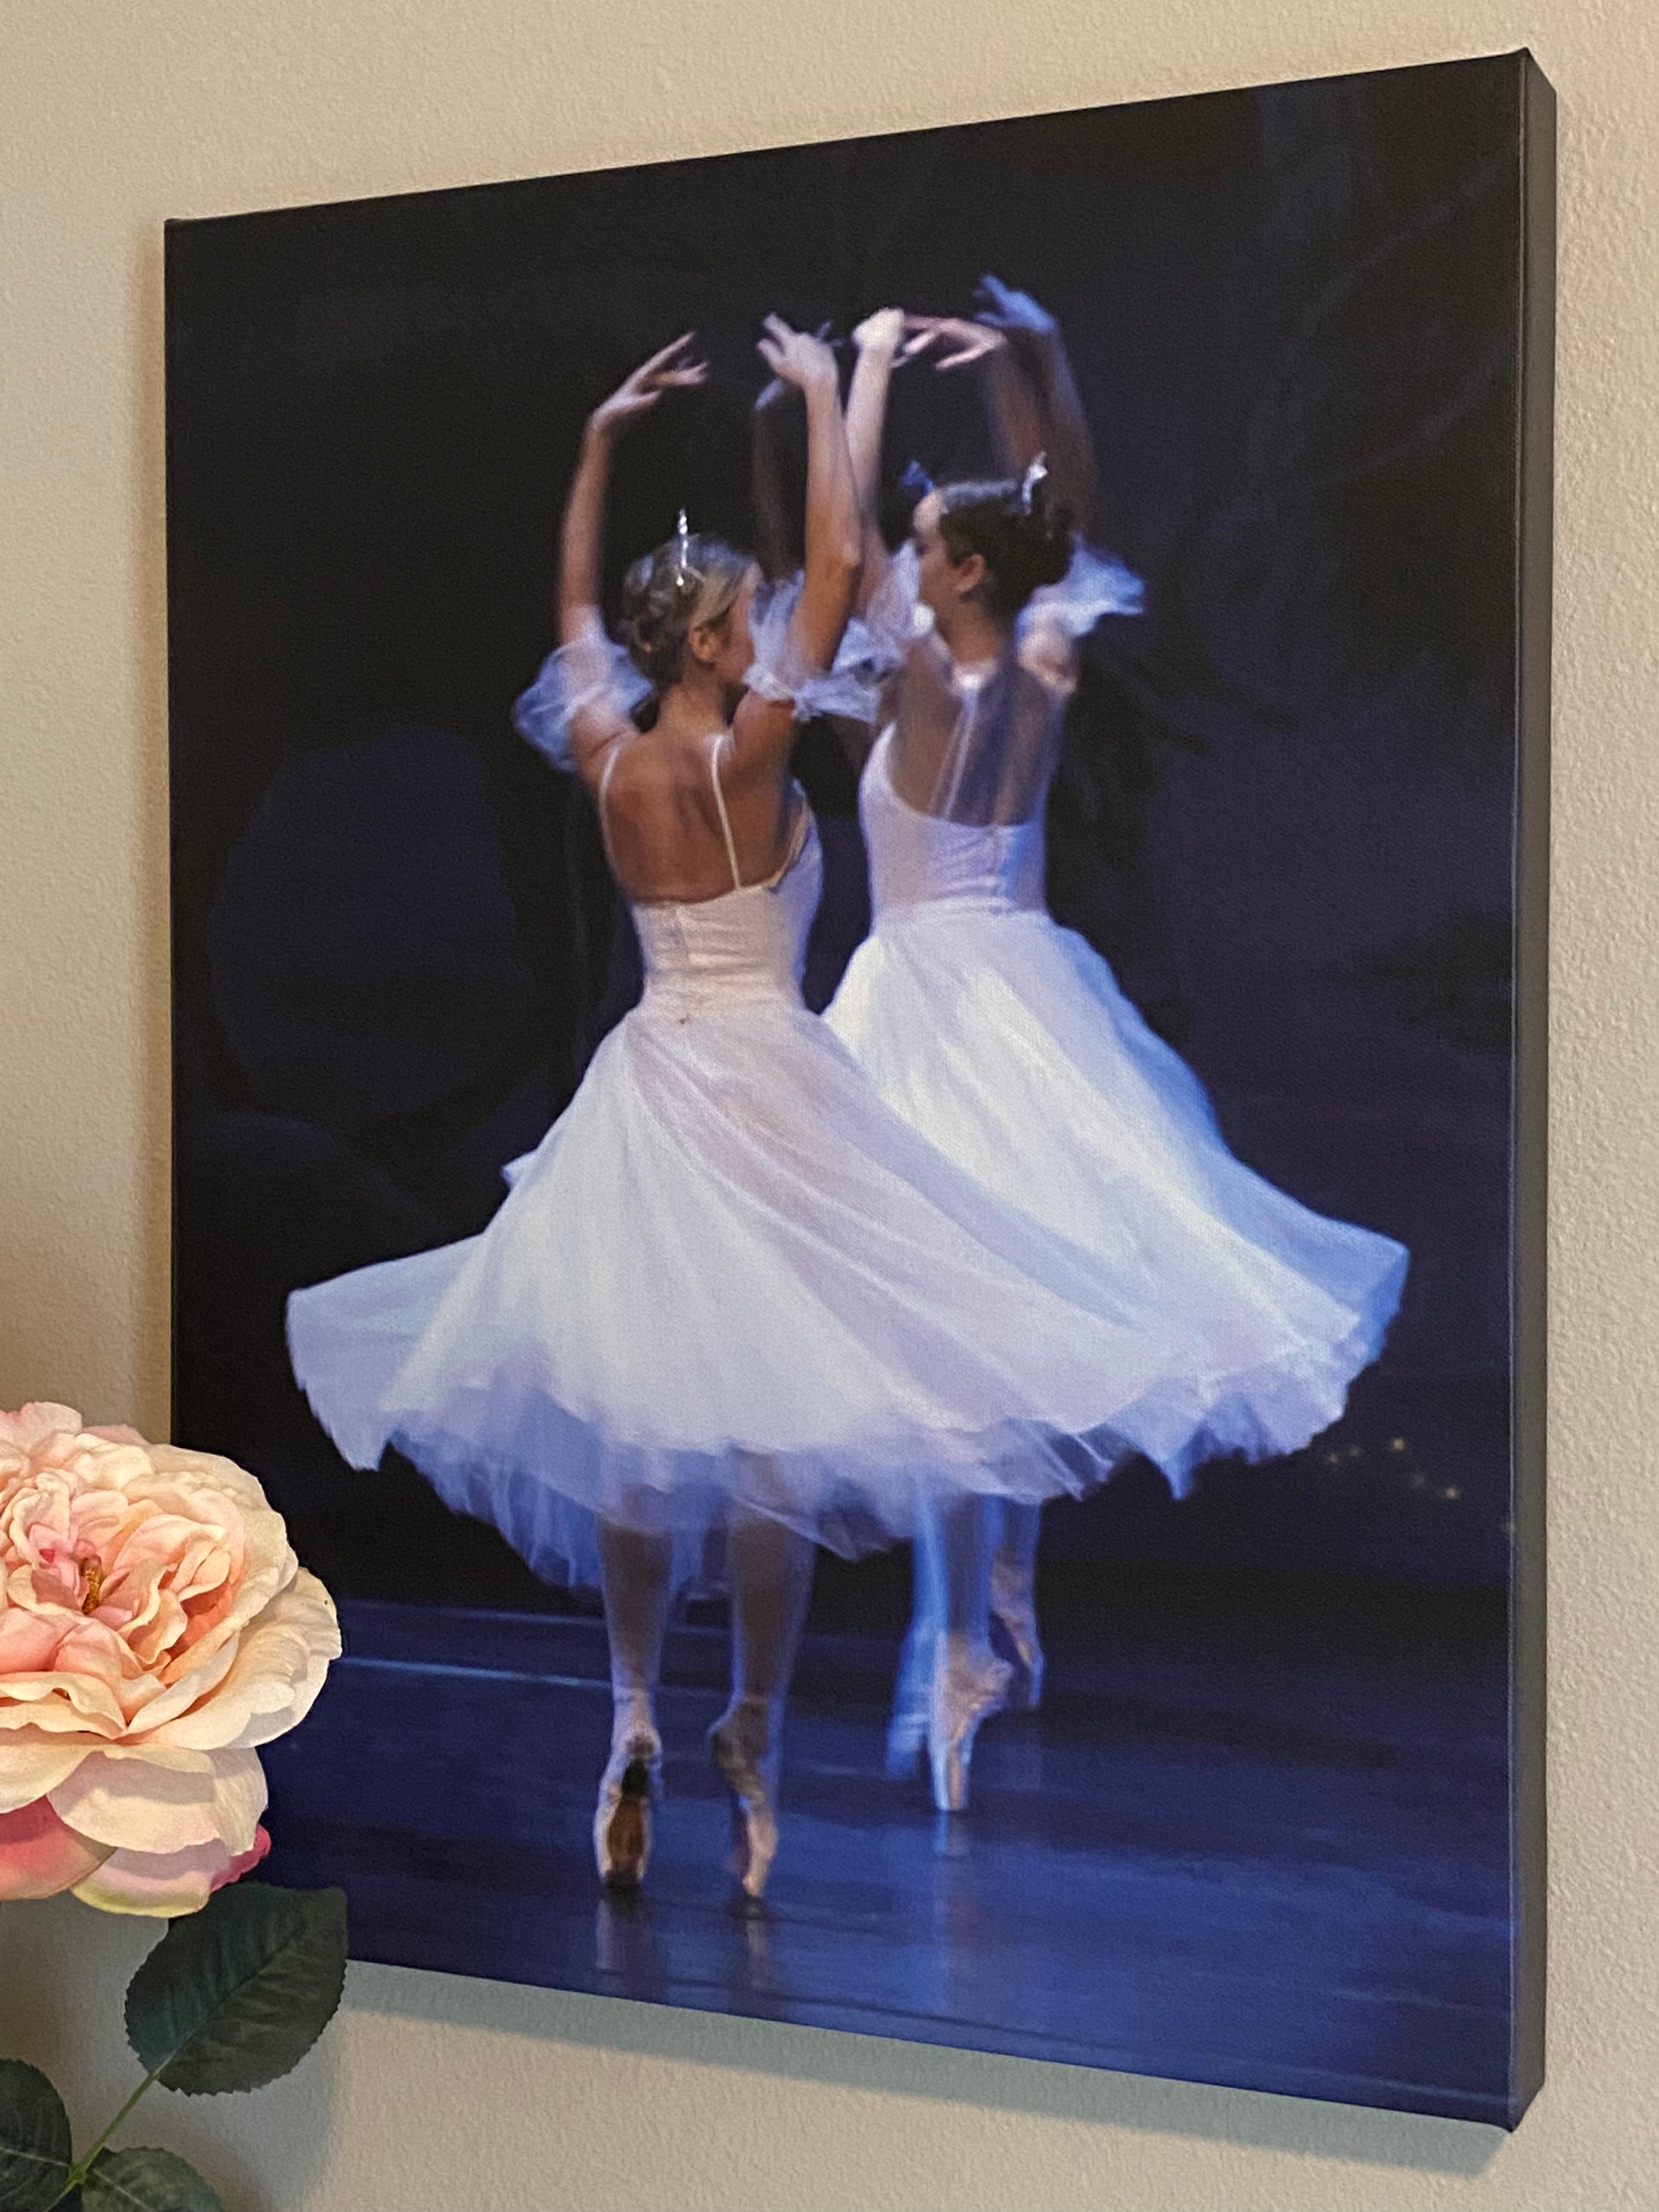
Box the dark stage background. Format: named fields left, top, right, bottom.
left=168, top=55, right=1524, bottom=1620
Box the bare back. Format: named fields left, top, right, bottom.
left=589, top=723, right=805, bottom=905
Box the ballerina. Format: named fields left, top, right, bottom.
left=288, top=321, right=1212, bottom=1897
left=818, top=284, right=1410, bottom=1811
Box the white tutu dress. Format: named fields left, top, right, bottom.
left=287, top=626, right=1270, bottom=1595
left=823, top=546, right=1409, bottom=1496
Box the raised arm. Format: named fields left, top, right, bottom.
left=731, top=319, right=861, bottom=767
left=844, top=309, right=906, bottom=609
left=750, top=319, right=836, bottom=581
left=749, top=375, right=799, bottom=582
left=979, top=344, right=1048, bottom=483
left=972, top=274, right=1099, bottom=532
left=905, top=280, right=1101, bottom=531
left=556, top=424, right=616, bottom=653
left=555, top=335, right=707, bottom=783
left=766, top=320, right=861, bottom=673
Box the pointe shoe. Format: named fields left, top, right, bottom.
left=709, top=1699, right=782, bottom=1901
left=594, top=1721, right=662, bottom=1889
left=928, top=1637, right=1014, bottom=1814
left=884, top=1617, right=933, bottom=1779
left=990, top=1558, right=1046, bottom=1714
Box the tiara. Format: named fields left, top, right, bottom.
left=1019, top=453, right=1049, bottom=512
left=671, top=508, right=702, bottom=592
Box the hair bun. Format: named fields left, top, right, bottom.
left=937, top=476, right=1075, bottom=618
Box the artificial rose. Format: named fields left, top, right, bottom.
left=0, top=1403, right=338, bottom=1916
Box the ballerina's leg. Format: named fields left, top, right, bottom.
left=887, top=1492, right=997, bottom=1782
left=991, top=1499, right=1047, bottom=1711
left=593, top=1516, right=673, bottom=1886
left=711, top=1502, right=816, bottom=1900
left=919, top=1493, right=997, bottom=1639
left=906, top=1493, right=1015, bottom=1814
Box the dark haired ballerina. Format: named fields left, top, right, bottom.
left=288, top=323, right=1212, bottom=1898
left=821, top=287, right=1409, bottom=1810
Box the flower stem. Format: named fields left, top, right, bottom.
left=50, top=2066, right=165, bottom=2203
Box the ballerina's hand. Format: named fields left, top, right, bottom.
left=852, top=308, right=907, bottom=356
left=900, top=313, right=1009, bottom=373
left=972, top=274, right=1061, bottom=354
left=756, top=315, right=838, bottom=394
left=756, top=321, right=835, bottom=411
left=589, top=334, right=708, bottom=436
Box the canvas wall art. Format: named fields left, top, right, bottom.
left=166, top=49, right=1551, bottom=2123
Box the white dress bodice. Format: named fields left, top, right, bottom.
left=860, top=727, right=1045, bottom=921
left=631, top=814, right=821, bottom=1022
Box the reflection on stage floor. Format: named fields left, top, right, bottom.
left=262, top=1568, right=1510, bottom=2122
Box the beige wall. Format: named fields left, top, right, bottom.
left=3, top=3, right=1656, bottom=2205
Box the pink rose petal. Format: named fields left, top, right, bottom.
left=0, top=1405, right=84, bottom=1453
left=71, top=1825, right=267, bottom=1918
left=0, top=1794, right=113, bottom=1898
left=211, top=1822, right=272, bottom=1891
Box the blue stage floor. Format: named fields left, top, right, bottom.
left=262, top=1573, right=1512, bottom=2122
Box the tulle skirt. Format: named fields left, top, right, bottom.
left=825, top=903, right=1408, bottom=1496
left=287, top=990, right=1316, bottom=1592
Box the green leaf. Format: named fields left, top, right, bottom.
left=0, top=2061, right=72, bottom=2212
left=124, top=1882, right=347, bottom=2096
left=82, top=2148, right=223, bottom=2212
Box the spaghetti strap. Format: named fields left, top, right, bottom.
left=708, top=732, right=744, bottom=891
left=595, top=743, right=623, bottom=875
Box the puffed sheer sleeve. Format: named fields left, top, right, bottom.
left=1026, top=542, right=1144, bottom=634
left=1017, top=543, right=1145, bottom=695
left=512, top=632, right=652, bottom=771
left=745, top=546, right=927, bottom=725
